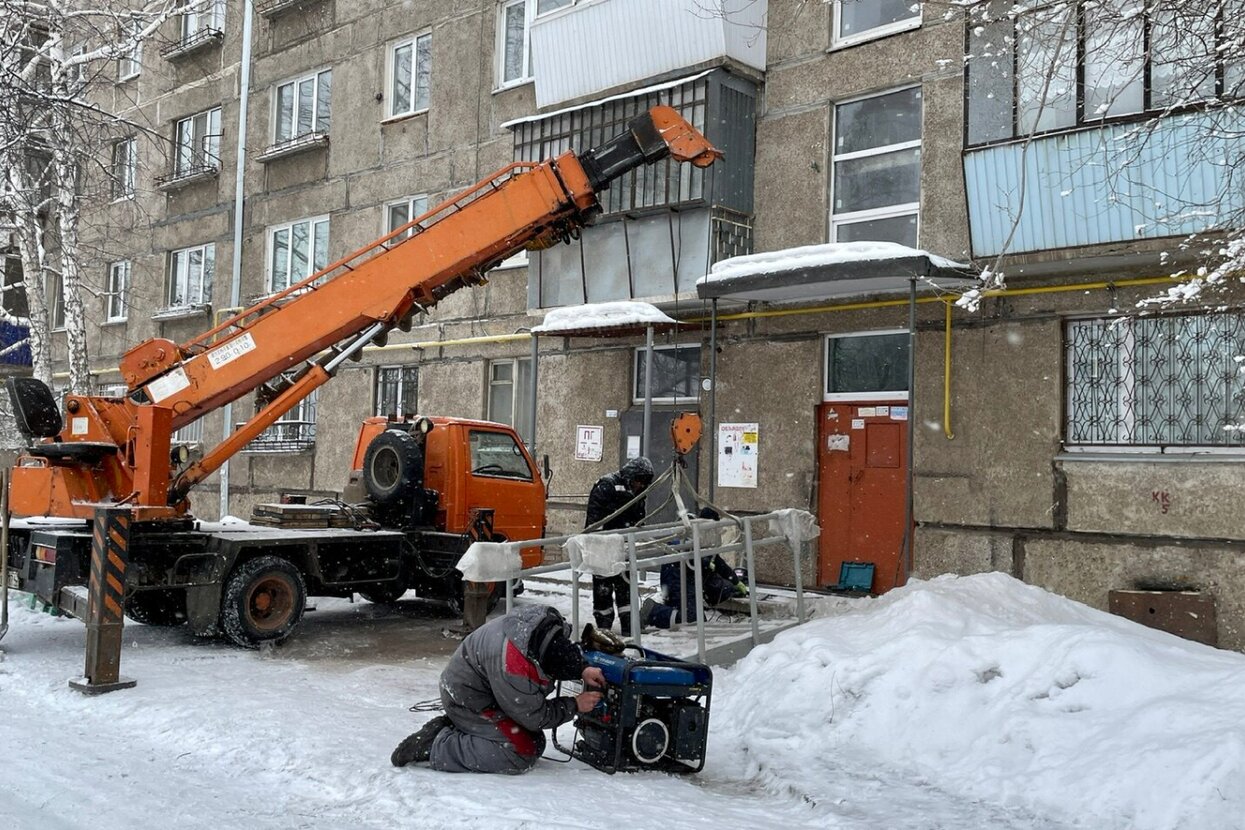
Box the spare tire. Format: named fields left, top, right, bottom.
left=363, top=429, right=425, bottom=507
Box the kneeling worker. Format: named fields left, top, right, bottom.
left=391, top=605, right=606, bottom=774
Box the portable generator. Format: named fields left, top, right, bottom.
left=556, top=646, right=713, bottom=774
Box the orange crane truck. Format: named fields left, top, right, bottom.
left=1, top=107, right=721, bottom=656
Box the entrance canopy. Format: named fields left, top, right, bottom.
left=532, top=300, right=678, bottom=338
left=697, top=241, right=978, bottom=303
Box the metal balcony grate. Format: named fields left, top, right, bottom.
left=160, top=28, right=224, bottom=60
left=255, top=0, right=322, bottom=19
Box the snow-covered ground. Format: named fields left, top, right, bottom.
left=2, top=573, right=1242, bottom=829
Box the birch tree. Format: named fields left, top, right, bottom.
left=0, top=0, right=195, bottom=396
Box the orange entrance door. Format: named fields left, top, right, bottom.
left=816, top=401, right=909, bottom=594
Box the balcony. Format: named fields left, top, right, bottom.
left=256, top=131, right=328, bottom=163
left=529, top=0, right=765, bottom=108
left=963, top=108, right=1245, bottom=258
left=255, top=0, right=323, bottom=19
left=156, top=163, right=219, bottom=192
left=241, top=420, right=316, bottom=453
left=161, top=28, right=223, bottom=61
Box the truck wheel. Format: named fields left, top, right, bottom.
left=221, top=556, right=307, bottom=648
left=125, top=589, right=187, bottom=627
left=359, top=580, right=407, bottom=604
left=363, top=429, right=424, bottom=507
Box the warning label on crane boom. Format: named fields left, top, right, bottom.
left=207, top=332, right=257, bottom=370
left=147, top=367, right=191, bottom=403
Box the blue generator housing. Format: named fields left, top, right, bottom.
left=558, top=646, right=713, bottom=774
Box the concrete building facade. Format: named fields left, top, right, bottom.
left=35, top=0, right=1245, bottom=649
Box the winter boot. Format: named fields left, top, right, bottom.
left=391, top=715, right=450, bottom=767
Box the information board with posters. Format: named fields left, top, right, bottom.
left=717, top=422, right=759, bottom=488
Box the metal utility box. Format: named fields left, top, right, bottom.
left=1108, top=589, right=1218, bottom=647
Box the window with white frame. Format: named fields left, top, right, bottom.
left=274, top=68, right=331, bottom=143
left=1065, top=311, right=1245, bottom=449
left=174, top=107, right=222, bottom=176
left=633, top=344, right=700, bottom=403
left=2, top=253, right=27, bottom=318
left=376, top=365, right=418, bottom=418
left=831, top=86, right=921, bottom=248
left=824, top=331, right=909, bottom=401
left=388, top=32, right=431, bottom=119
left=168, top=242, right=214, bottom=308
left=106, top=260, right=130, bottom=322
left=385, top=195, right=429, bottom=240
left=181, top=0, right=225, bottom=43
left=111, top=137, right=136, bottom=199
left=118, top=19, right=141, bottom=80
left=498, top=0, right=534, bottom=88
left=833, top=0, right=921, bottom=47
left=250, top=390, right=318, bottom=452
left=268, top=216, right=329, bottom=293
left=173, top=418, right=205, bottom=445
left=487, top=358, right=533, bottom=443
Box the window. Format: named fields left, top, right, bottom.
left=48, top=275, right=65, bottom=330
left=1065, top=312, right=1245, bottom=449
left=966, top=0, right=1239, bottom=146
left=268, top=216, right=329, bottom=293
left=250, top=390, right=317, bottom=452
left=633, top=344, right=700, bottom=403
left=118, top=19, right=141, bottom=80
left=833, top=0, right=921, bottom=47
left=106, top=261, right=129, bottom=322
left=376, top=365, right=418, bottom=418
left=388, top=32, right=431, bottom=119
left=181, top=0, right=225, bottom=43
left=536, top=0, right=573, bottom=13
left=274, top=69, right=331, bottom=143
left=469, top=429, right=533, bottom=480
left=173, top=418, right=204, bottom=445
left=498, top=0, right=534, bottom=88
left=168, top=242, right=214, bottom=308
left=487, top=358, right=533, bottom=443
left=824, top=331, right=909, bottom=401
left=831, top=86, right=921, bottom=248
left=174, top=107, right=222, bottom=177
left=3, top=253, right=27, bottom=318
left=111, top=137, right=136, bottom=199
left=385, top=195, right=429, bottom=240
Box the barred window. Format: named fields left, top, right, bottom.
left=376, top=365, right=418, bottom=418
left=1065, top=312, right=1245, bottom=448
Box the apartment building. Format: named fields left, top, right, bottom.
left=38, top=0, right=1245, bottom=648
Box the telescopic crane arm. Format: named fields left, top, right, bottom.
left=6, top=106, right=721, bottom=520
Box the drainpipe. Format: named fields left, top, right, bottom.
left=708, top=298, right=717, bottom=501
left=642, top=325, right=653, bottom=456
left=220, top=0, right=254, bottom=520
left=528, top=331, right=538, bottom=451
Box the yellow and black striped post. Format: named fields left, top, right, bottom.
left=69, top=508, right=137, bottom=694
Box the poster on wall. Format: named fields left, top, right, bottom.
left=575, top=425, right=604, bottom=462
left=718, top=422, right=759, bottom=488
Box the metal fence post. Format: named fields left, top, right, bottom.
left=692, top=523, right=706, bottom=663
left=794, top=537, right=806, bottom=624
left=70, top=508, right=137, bottom=694
left=743, top=517, right=759, bottom=646
left=628, top=534, right=642, bottom=648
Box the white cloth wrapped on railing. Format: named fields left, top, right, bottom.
left=455, top=542, right=522, bottom=582
left=565, top=533, right=628, bottom=577
left=771, top=508, right=820, bottom=553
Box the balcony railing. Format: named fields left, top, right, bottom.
left=241, top=420, right=316, bottom=453
left=711, top=207, right=753, bottom=264
left=155, top=163, right=219, bottom=192
left=256, top=131, right=329, bottom=163
left=161, top=28, right=224, bottom=61
left=256, top=0, right=323, bottom=19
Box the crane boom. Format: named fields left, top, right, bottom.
left=5, top=106, right=721, bottom=520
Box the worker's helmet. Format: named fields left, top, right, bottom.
left=620, top=456, right=654, bottom=487
left=529, top=607, right=583, bottom=681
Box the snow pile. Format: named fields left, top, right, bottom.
left=710, top=572, right=1245, bottom=830
left=700, top=240, right=970, bottom=285
left=532, top=301, right=676, bottom=334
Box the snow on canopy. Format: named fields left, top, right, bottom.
left=532, top=301, right=676, bottom=335
left=699, top=240, right=971, bottom=286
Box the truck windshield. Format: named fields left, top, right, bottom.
left=468, top=430, right=533, bottom=481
